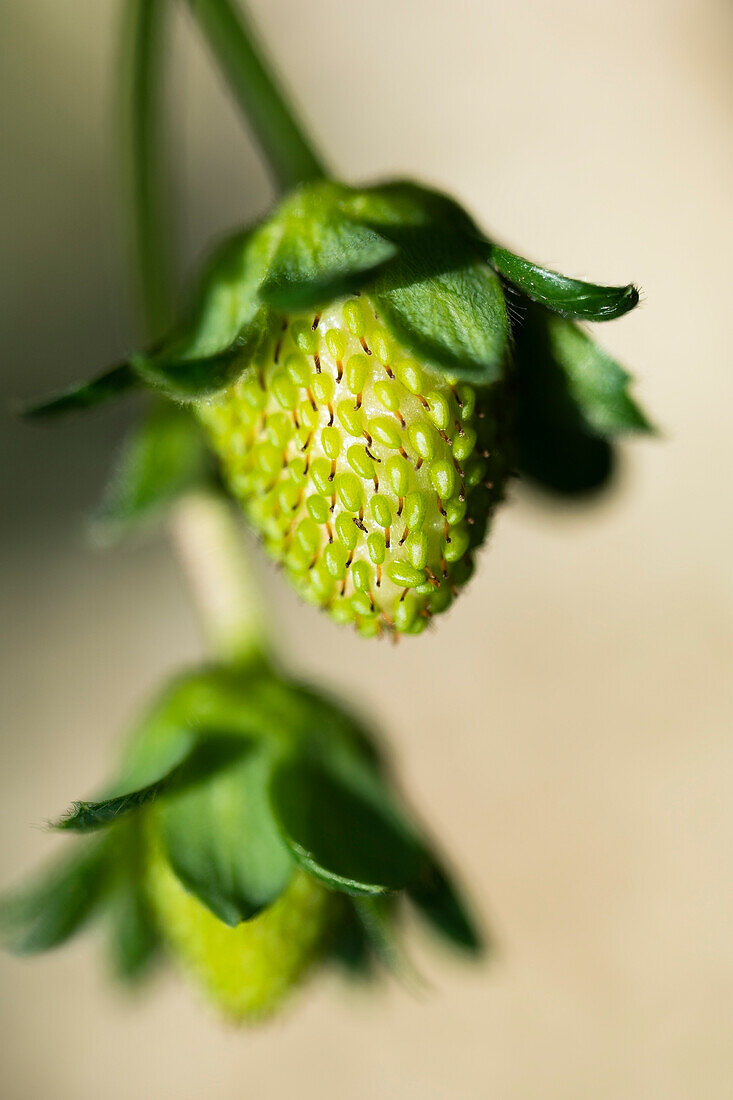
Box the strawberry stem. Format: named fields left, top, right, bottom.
left=123, top=0, right=266, bottom=666
left=123, top=0, right=175, bottom=340
left=169, top=493, right=267, bottom=665
left=184, top=0, right=328, bottom=194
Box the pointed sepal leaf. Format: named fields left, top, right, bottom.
left=353, top=896, right=422, bottom=987
left=328, top=901, right=376, bottom=977
left=269, top=754, right=423, bottom=896
left=539, top=311, right=652, bottom=435
left=106, top=820, right=161, bottom=982
left=0, top=841, right=111, bottom=955
left=407, top=855, right=484, bottom=954
left=20, top=364, right=139, bottom=419
left=161, top=227, right=270, bottom=363
left=157, top=738, right=293, bottom=926
left=131, top=305, right=274, bottom=400
left=372, top=231, right=509, bottom=384
left=53, top=732, right=247, bottom=832
left=513, top=306, right=612, bottom=495
left=487, top=244, right=640, bottom=321
left=513, top=305, right=651, bottom=495
left=93, top=401, right=214, bottom=540
left=107, top=875, right=161, bottom=983
left=22, top=227, right=274, bottom=415
left=342, top=180, right=479, bottom=238
left=260, top=185, right=397, bottom=310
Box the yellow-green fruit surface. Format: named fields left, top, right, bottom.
left=147, top=843, right=334, bottom=1022
left=197, top=295, right=505, bottom=635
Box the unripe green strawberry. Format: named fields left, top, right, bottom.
left=146, top=832, right=335, bottom=1021
left=27, top=178, right=648, bottom=618
left=197, top=295, right=506, bottom=636
left=2, top=663, right=483, bottom=1018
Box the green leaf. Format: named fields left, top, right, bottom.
left=54, top=732, right=247, bottom=832
left=486, top=244, right=639, bottom=321
left=93, top=401, right=214, bottom=539
left=107, top=874, right=160, bottom=982
left=285, top=680, right=385, bottom=774
left=260, top=185, right=396, bottom=310
left=328, top=901, right=376, bottom=977
left=513, top=305, right=652, bottom=495
left=0, top=841, right=110, bottom=955
left=106, top=820, right=160, bottom=982
left=540, top=311, right=652, bottom=435
left=343, top=180, right=478, bottom=238
left=131, top=305, right=273, bottom=400
left=371, top=230, right=509, bottom=384
left=129, top=222, right=279, bottom=400
left=158, top=738, right=293, bottom=926
left=353, top=896, right=420, bottom=985
left=166, top=226, right=269, bottom=361
left=407, top=855, right=484, bottom=954
left=22, top=226, right=274, bottom=416
left=113, top=666, right=288, bottom=804
left=343, top=182, right=509, bottom=382
left=20, top=363, right=139, bottom=419
left=269, top=754, right=423, bottom=896
left=512, top=308, right=611, bottom=495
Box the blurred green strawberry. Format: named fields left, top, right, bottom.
left=1, top=663, right=482, bottom=1019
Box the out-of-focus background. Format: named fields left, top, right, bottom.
left=1, top=0, right=731, bottom=1096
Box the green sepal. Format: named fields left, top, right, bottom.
left=539, top=310, right=652, bottom=435
left=328, top=901, right=376, bottom=978
left=20, top=363, right=139, bottom=419
left=107, top=870, right=160, bottom=983
left=115, top=667, right=268, bottom=793
left=106, top=819, right=161, bottom=983
left=159, top=226, right=270, bottom=359
left=371, top=229, right=509, bottom=384
left=269, top=753, right=423, bottom=896
left=342, top=180, right=478, bottom=237
left=0, top=840, right=111, bottom=955
left=128, top=224, right=278, bottom=400
left=486, top=244, right=639, bottom=321
left=407, top=855, right=483, bottom=954
left=513, top=307, right=612, bottom=495
left=513, top=304, right=651, bottom=495
left=93, top=401, right=215, bottom=541
left=260, top=184, right=397, bottom=310
left=53, top=731, right=247, bottom=833
left=352, top=895, right=419, bottom=984
left=131, top=305, right=273, bottom=400
left=21, top=227, right=275, bottom=416
left=287, top=681, right=386, bottom=774
left=157, top=737, right=294, bottom=927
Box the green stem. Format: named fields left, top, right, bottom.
left=169, top=493, right=266, bottom=665
left=183, top=0, right=327, bottom=194
left=122, top=0, right=174, bottom=340
left=122, top=0, right=266, bottom=664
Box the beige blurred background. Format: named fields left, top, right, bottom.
left=1, top=0, right=732, bottom=1096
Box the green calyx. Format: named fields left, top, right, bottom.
left=1, top=663, right=482, bottom=1020
left=22, top=175, right=652, bottom=598
left=23, top=176, right=644, bottom=411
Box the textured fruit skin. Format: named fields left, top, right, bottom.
left=146, top=836, right=335, bottom=1022
left=197, top=295, right=506, bottom=636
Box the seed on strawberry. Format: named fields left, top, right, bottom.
left=197, top=294, right=506, bottom=636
